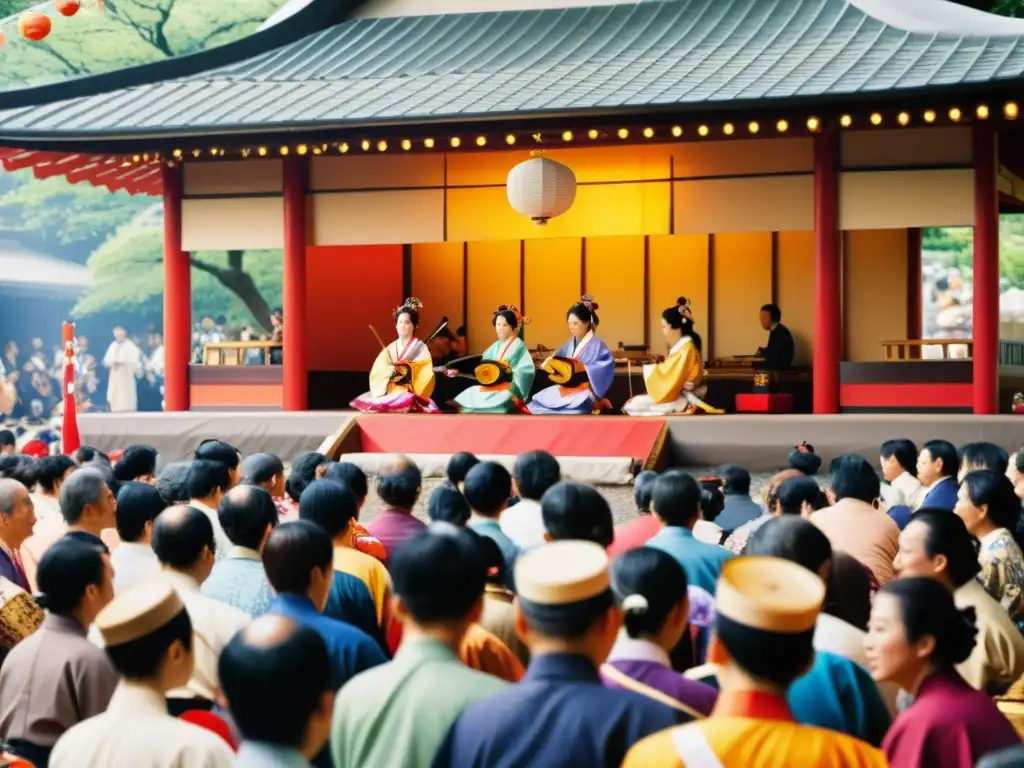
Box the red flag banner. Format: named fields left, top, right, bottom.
left=61, top=321, right=81, bottom=455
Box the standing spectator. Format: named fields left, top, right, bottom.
left=811, top=455, right=899, bottom=585
left=365, top=455, right=427, bottom=559
left=445, top=452, right=479, bottom=489
left=428, top=484, right=471, bottom=526
left=501, top=450, right=560, bottom=551
left=284, top=451, right=332, bottom=518
left=607, top=470, right=660, bottom=558
left=321, top=462, right=387, bottom=561
left=0, top=431, right=14, bottom=456
left=240, top=453, right=287, bottom=511
left=880, top=439, right=924, bottom=509
left=109, top=482, right=165, bottom=594
left=464, top=462, right=519, bottom=591
left=49, top=581, right=234, bottom=768
left=867, top=578, right=1019, bottom=767
left=541, top=481, right=615, bottom=548
left=187, top=459, right=233, bottom=559
left=22, top=454, right=76, bottom=590
left=73, top=446, right=109, bottom=466
left=0, top=538, right=118, bottom=768
left=60, top=468, right=115, bottom=552
left=917, top=439, right=960, bottom=511
left=111, top=445, right=158, bottom=485
left=0, top=478, right=35, bottom=590
left=959, top=442, right=1010, bottom=482
left=330, top=529, right=506, bottom=768
left=102, top=326, right=141, bottom=413
left=151, top=505, right=250, bottom=715
left=155, top=461, right=192, bottom=504
left=72, top=336, right=98, bottom=410
left=714, top=464, right=763, bottom=532
left=221, top=616, right=334, bottom=767
left=194, top=439, right=243, bottom=488
left=432, top=541, right=676, bottom=768
left=202, top=485, right=279, bottom=618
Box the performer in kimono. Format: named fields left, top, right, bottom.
left=350, top=298, right=439, bottom=414
left=624, top=298, right=723, bottom=416
left=622, top=557, right=887, bottom=768
left=529, top=295, right=615, bottom=415
left=102, top=326, right=141, bottom=413
left=450, top=305, right=535, bottom=414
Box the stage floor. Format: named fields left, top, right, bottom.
left=79, top=411, right=1023, bottom=472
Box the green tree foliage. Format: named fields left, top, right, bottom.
left=923, top=218, right=1024, bottom=288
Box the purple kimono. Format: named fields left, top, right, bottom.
left=529, top=332, right=615, bottom=415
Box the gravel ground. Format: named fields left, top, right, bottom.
left=359, top=470, right=782, bottom=526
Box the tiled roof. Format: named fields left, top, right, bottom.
left=0, top=0, right=1022, bottom=139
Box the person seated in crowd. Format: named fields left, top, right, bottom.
left=445, top=452, right=479, bottom=490
left=193, top=439, right=242, bottom=488
left=366, top=455, right=428, bottom=559
left=0, top=478, right=34, bottom=592
left=109, top=482, right=165, bottom=594
left=220, top=616, right=335, bottom=768
left=428, top=484, right=471, bottom=527
left=541, top=481, right=615, bottom=549
left=604, top=547, right=718, bottom=718
left=742, top=517, right=892, bottom=744
left=646, top=471, right=732, bottom=596
left=1009, top=448, right=1024, bottom=501
left=73, top=446, right=109, bottom=466
left=607, top=469, right=660, bottom=558
left=624, top=557, right=886, bottom=767
left=150, top=505, right=250, bottom=715
left=49, top=581, right=234, bottom=768
left=720, top=468, right=797, bottom=555
left=323, top=462, right=387, bottom=561
left=187, top=459, right=233, bottom=559
left=894, top=509, right=1024, bottom=694
left=917, top=439, right=960, bottom=511
left=0, top=455, right=34, bottom=489
left=263, top=520, right=387, bottom=686
left=111, top=445, right=158, bottom=485
left=0, top=538, right=117, bottom=768
left=155, top=461, right=191, bottom=504
left=501, top=450, right=560, bottom=551
left=22, top=455, right=76, bottom=590
left=432, top=541, right=678, bottom=767
left=811, top=455, right=899, bottom=585
left=0, top=431, right=14, bottom=456
left=473, top=532, right=530, bottom=667
left=959, top=442, right=1010, bottom=482
left=955, top=470, right=1024, bottom=631
left=240, top=452, right=288, bottom=516
left=299, top=479, right=391, bottom=647
left=60, top=467, right=114, bottom=552
left=714, top=464, right=763, bottom=532
left=331, top=529, right=507, bottom=768
left=201, top=485, right=279, bottom=617
left=694, top=476, right=725, bottom=545
left=463, top=462, right=519, bottom=591
left=880, top=438, right=924, bottom=511
left=867, top=578, right=1020, bottom=767
left=788, top=442, right=822, bottom=476
left=282, top=451, right=332, bottom=518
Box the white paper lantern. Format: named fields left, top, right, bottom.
left=506, top=152, right=576, bottom=224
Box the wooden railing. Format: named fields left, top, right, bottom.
left=202, top=340, right=282, bottom=365
left=881, top=338, right=973, bottom=360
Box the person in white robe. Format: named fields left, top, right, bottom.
left=49, top=580, right=234, bottom=768
left=102, top=327, right=141, bottom=413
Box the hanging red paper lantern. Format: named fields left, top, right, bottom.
left=56, top=0, right=81, bottom=16
left=18, top=12, right=52, bottom=41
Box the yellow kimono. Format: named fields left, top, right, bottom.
left=350, top=338, right=439, bottom=413
left=623, top=336, right=723, bottom=415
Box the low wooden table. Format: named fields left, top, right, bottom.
left=881, top=338, right=972, bottom=360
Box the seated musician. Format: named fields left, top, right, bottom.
left=444, top=305, right=535, bottom=414
left=756, top=303, right=795, bottom=371
left=350, top=298, right=439, bottom=414
left=529, top=295, right=615, bottom=415
left=428, top=327, right=460, bottom=367
left=624, top=298, right=724, bottom=416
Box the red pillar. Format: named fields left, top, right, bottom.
left=162, top=163, right=190, bottom=412
left=282, top=156, right=308, bottom=411
left=973, top=124, right=999, bottom=415
left=813, top=131, right=841, bottom=414
left=906, top=228, right=923, bottom=342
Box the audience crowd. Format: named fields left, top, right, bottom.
left=0, top=435, right=1022, bottom=766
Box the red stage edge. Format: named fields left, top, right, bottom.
left=321, top=414, right=671, bottom=472
left=839, top=382, right=972, bottom=409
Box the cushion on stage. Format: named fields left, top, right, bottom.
left=736, top=394, right=793, bottom=414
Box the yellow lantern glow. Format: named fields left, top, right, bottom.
left=840, top=115, right=852, bottom=128
left=949, top=107, right=962, bottom=122
left=977, top=104, right=990, bottom=119
left=870, top=113, right=882, bottom=126
left=618, top=128, right=629, bottom=139
left=776, top=119, right=788, bottom=133
left=1006, top=102, right=1019, bottom=119
left=697, top=125, right=709, bottom=137
left=723, top=123, right=735, bottom=135
left=923, top=109, right=936, bottom=123
left=671, top=125, right=683, bottom=137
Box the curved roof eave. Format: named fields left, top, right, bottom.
left=0, top=0, right=372, bottom=111
left=850, top=0, right=1024, bottom=35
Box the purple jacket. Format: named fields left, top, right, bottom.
left=0, top=547, right=29, bottom=591
left=365, top=509, right=427, bottom=562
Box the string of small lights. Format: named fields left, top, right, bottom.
left=146, top=102, right=1020, bottom=168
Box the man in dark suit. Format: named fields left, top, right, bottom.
left=757, top=303, right=795, bottom=370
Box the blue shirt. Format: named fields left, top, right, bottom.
left=431, top=653, right=677, bottom=768
left=646, top=526, right=733, bottom=594
left=235, top=742, right=311, bottom=767
left=468, top=518, right=519, bottom=591
left=715, top=494, right=764, bottom=532
left=201, top=547, right=274, bottom=618
left=921, top=477, right=958, bottom=512
left=324, top=570, right=388, bottom=654
left=267, top=594, right=387, bottom=691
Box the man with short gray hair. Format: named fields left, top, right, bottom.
left=60, top=469, right=115, bottom=553
left=0, top=478, right=34, bottom=590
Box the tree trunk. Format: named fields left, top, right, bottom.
left=190, top=250, right=274, bottom=332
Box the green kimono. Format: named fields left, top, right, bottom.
left=454, top=336, right=535, bottom=414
